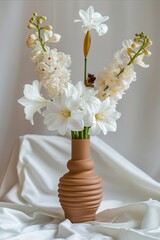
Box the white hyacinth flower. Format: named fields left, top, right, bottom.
left=43, top=94, right=85, bottom=135
left=89, top=98, right=121, bottom=135
left=18, top=80, right=48, bottom=125
left=74, top=5, right=109, bottom=36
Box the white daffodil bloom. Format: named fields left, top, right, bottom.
left=43, top=94, right=85, bottom=135
left=89, top=98, right=121, bottom=135
left=18, top=80, right=48, bottom=125
left=74, top=5, right=109, bottom=36
left=74, top=81, right=97, bottom=103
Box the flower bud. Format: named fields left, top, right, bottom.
left=131, top=43, right=139, bottom=49
left=33, top=12, right=38, bottom=17
left=144, top=49, right=151, bottom=56
left=38, top=18, right=43, bottom=24
left=43, top=25, right=53, bottom=31
left=127, top=48, right=134, bottom=54
left=83, top=31, right=91, bottom=58
left=26, top=34, right=36, bottom=48
left=42, top=16, right=47, bottom=20
left=147, top=39, right=152, bottom=46
left=28, top=24, right=36, bottom=29
left=30, top=17, right=36, bottom=23
left=134, top=38, right=143, bottom=44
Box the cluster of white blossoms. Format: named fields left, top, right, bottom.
left=95, top=36, right=152, bottom=102
left=27, top=24, right=71, bottom=97
left=18, top=7, right=152, bottom=138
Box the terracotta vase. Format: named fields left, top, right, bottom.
left=58, top=139, right=103, bottom=223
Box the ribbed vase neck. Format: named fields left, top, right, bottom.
left=71, top=139, right=90, bottom=160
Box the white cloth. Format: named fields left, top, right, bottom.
left=0, top=135, right=160, bottom=239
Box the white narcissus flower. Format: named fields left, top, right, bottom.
left=18, top=80, right=48, bottom=125
left=74, top=6, right=109, bottom=36
left=43, top=94, right=85, bottom=135
left=89, top=98, right=121, bottom=135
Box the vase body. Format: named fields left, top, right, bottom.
left=58, top=139, right=103, bottom=223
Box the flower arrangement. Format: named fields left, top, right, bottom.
left=18, top=6, right=152, bottom=139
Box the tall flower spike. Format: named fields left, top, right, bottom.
left=74, top=6, right=109, bottom=36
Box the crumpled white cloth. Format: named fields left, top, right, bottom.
left=0, top=135, right=160, bottom=240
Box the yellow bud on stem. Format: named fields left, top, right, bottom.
left=28, top=24, right=36, bottom=29
left=83, top=31, right=91, bottom=58
left=147, top=39, right=152, bottom=46
left=33, top=12, right=38, bottom=17
left=43, top=25, right=53, bottom=31
left=144, top=49, right=151, bottom=56
left=38, top=19, right=43, bottom=24
left=42, top=16, right=47, bottom=20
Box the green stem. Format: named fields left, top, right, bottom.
left=37, top=26, right=46, bottom=52
left=33, top=17, right=46, bottom=52
left=116, top=41, right=147, bottom=78
left=84, top=127, right=90, bottom=139
left=72, top=128, right=90, bottom=139
left=84, top=58, right=87, bottom=86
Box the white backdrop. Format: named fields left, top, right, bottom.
left=0, top=0, right=160, bottom=181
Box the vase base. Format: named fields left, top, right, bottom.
left=64, top=208, right=97, bottom=223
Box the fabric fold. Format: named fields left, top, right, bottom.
left=0, top=134, right=160, bottom=239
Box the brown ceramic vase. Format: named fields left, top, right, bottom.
left=58, top=139, right=103, bottom=223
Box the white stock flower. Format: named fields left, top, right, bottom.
left=18, top=80, right=48, bottom=125
left=43, top=30, right=61, bottom=43
left=47, top=34, right=61, bottom=43
left=57, top=52, right=71, bottom=68
left=122, top=39, right=133, bottom=49
left=133, top=54, right=149, bottom=68
left=36, top=62, right=54, bottom=80
left=89, top=98, right=121, bottom=135
left=43, top=49, right=58, bottom=67
left=74, top=5, right=109, bottom=36
left=43, top=69, right=71, bottom=96
left=43, top=95, right=85, bottom=135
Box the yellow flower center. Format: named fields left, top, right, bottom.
left=61, top=109, right=71, bottom=118
left=95, top=113, right=104, bottom=120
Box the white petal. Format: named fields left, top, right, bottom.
left=58, top=121, right=68, bottom=135
left=74, top=19, right=82, bottom=23
left=79, top=9, right=88, bottom=22
left=67, top=118, right=84, bottom=131
left=137, top=61, right=149, bottom=68
left=95, top=23, right=108, bottom=36
left=89, top=124, right=101, bottom=135
left=87, top=6, right=94, bottom=19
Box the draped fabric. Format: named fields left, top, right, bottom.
left=0, top=1, right=160, bottom=184
left=0, top=135, right=160, bottom=239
